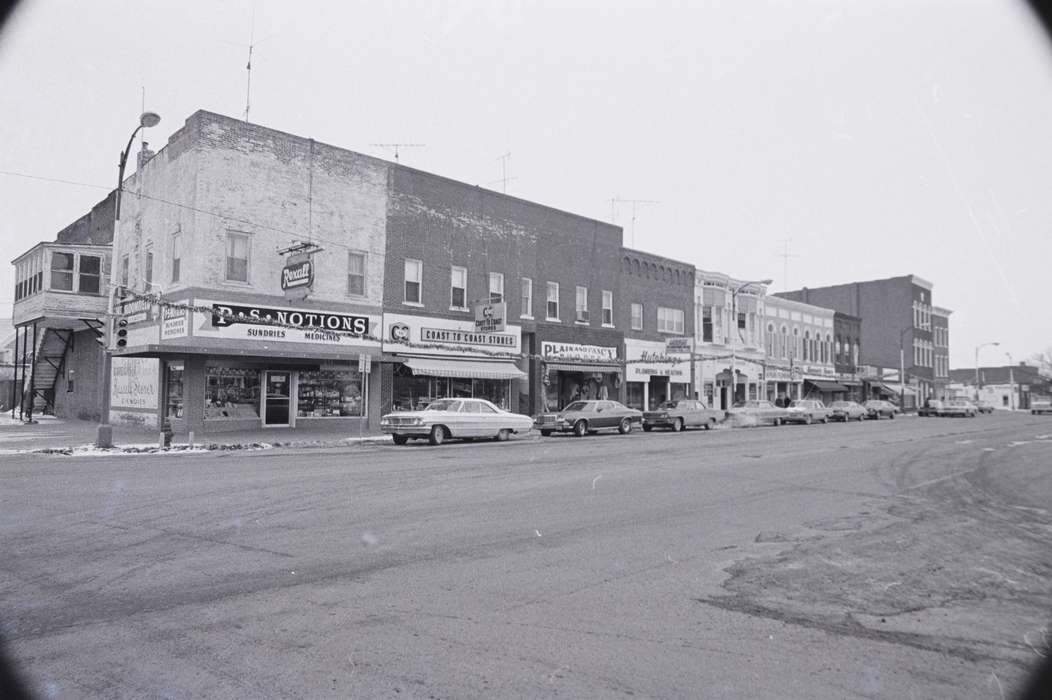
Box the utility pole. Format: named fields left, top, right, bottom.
left=372, top=143, right=426, bottom=163
left=610, top=197, right=659, bottom=247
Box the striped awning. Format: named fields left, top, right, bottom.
left=403, top=357, right=526, bottom=380
left=544, top=362, right=622, bottom=374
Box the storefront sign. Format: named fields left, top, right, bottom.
left=117, top=296, right=154, bottom=324
left=383, top=313, right=522, bottom=357
left=110, top=357, right=159, bottom=410
left=541, top=342, right=618, bottom=362
left=474, top=301, right=506, bottom=333
left=161, top=305, right=188, bottom=340
left=194, top=300, right=379, bottom=348
left=766, top=366, right=803, bottom=382
left=665, top=337, right=693, bottom=353
left=281, top=254, right=314, bottom=301
left=421, top=327, right=516, bottom=347
left=211, top=303, right=369, bottom=335
left=626, top=338, right=688, bottom=380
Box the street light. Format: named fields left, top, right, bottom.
left=1006, top=351, right=1014, bottom=411
left=727, top=278, right=772, bottom=408
left=898, top=327, right=911, bottom=411
left=97, top=111, right=161, bottom=448
left=974, top=341, right=1000, bottom=404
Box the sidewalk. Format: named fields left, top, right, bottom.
left=0, top=414, right=391, bottom=455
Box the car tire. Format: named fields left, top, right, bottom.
left=822, top=417, right=829, bottom=424
left=889, top=412, right=895, bottom=419
left=705, top=418, right=715, bottom=430
left=642, top=425, right=653, bottom=432
left=428, top=425, right=447, bottom=446
left=618, top=417, right=633, bottom=434
left=540, top=430, right=553, bottom=437
left=392, top=435, right=409, bottom=445
left=772, top=417, right=781, bottom=427
left=495, top=429, right=511, bottom=441
left=804, top=415, right=812, bottom=425
left=671, top=418, right=684, bottom=433
left=573, top=420, right=588, bottom=437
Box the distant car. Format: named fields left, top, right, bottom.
left=975, top=400, right=996, bottom=414
left=784, top=399, right=830, bottom=425
left=1031, top=399, right=1052, bottom=415
left=828, top=400, right=867, bottom=422
left=942, top=399, right=977, bottom=417
left=380, top=398, right=534, bottom=445
left=863, top=400, right=898, bottom=420
left=918, top=399, right=943, bottom=417
left=534, top=400, right=642, bottom=437
left=643, top=399, right=723, bottom=432
left=726, top=400, right=789, bottom=426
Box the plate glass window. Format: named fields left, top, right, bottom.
left=520, top=278, right=532, bottom=318
left=489, top=272, right=504, bottom=303
left=451, top=266, right=467, bottom=308
left=347, top=252, right=365, bottom=296
left=546, top=281, right=559, bottom=320
left=226, top=232, right=249, bottom=283
left=405, top=259, right=422, bottom=303
left=602, top=290, right=613, bottom=325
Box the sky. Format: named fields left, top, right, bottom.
left=1, top=0, right=1050, bottom=368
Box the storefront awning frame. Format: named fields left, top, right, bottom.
left=804, top=379, right=848, bottom=392
left=544, top=362, right=622, bottom=374
left=403, top=356, right=526, bottom=380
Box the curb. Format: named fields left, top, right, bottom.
left=31, top=436, right=393, bottom=456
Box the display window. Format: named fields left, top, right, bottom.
left=545, top=370, right=616, bottom=411
left=165, top=361, right=184, bottom=419
left=205, top=367, right=261, bottom=420
left=626, top=382, right=645, bottom=410
left=392, top=364, right=511, bottom=410
left=297, top=369, right=364, bottom=417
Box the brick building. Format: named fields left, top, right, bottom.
left=777, top=274, right=938, bottom=409
left=381, top=164, right=624, bottom=416
left=833, top=311, right=862, bottom=401
left=619, top=249, right=694, bottom=410
left=762, top=295, right=836, bottom=404
left=932, top=306, right=952, bottom=400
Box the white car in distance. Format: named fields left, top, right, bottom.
left=380, top=398, right=534, bottom=445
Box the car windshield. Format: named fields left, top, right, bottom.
left=424, top=399, right=460, bottom=411
left=657, top=401, right=680, bottom=409
left=789, top=401, right=808, bottom=408
left=563, top=401, right=590, bottom=412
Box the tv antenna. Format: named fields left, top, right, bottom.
left=610, top=197, right=659, bottom=247
left=372, top=143, right=425, bottom=163
left=775, top=238, right=799, bottom=290
left=221, top=2, right=274, bottom=124
left=488, top=151, right=516, bottom=193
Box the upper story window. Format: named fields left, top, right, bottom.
left=120, top=254, right=130, bottom=288
left=451, top=266, right=467, bottom=309
left=144, top=249, right=154, bottom=290
left=172, top=232, right=182, bottom=283
left=405, top=259, right=422, bottom=304
left=701, top=306, right=712, bottom=342
left=50, top=252, right=75, bottom=291
left=521, top=278, right=533, bottom=318
left=602, top=290, right=613, bottom=326
left=631, top=302, right=643, bottom=330
left=546, top=281, right=559, bottom=320
left=79, top=255, right=101, bottom=295
left=803, top=331, right=811, bottom=361
left=489, top=272, right=504, bottom=303
left=226, top=232, right=250, bottom=283
left=575, top=286, right=588, bottom=322
left=657, top=307, right=684, bottom=334
left=15, top=254, right=44, bottom=301
left=347, top=252, right=366, bottom=296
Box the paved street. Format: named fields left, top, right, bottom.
left=2, top=414, right=1050, bottom=699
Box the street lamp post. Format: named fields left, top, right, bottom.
left=729, top=278, right=772, bottom=408
left=973, top=341, right=1000, bottom=405
left=899, top=327, right=911, bottom=411
left=96, top=111, right=161, bottom=448
left=1006, top=351, right=1014, bottom=411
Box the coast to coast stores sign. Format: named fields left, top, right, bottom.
left=193, top=301, right=378, bottom=347
left=383, top=313, right=521, bottom=357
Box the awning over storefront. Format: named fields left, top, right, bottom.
left=838, top=379, right=862, bottom=387
left=874, top=382, right=915, bottom=396
left=544, top=362, right=622, bottom=374
left=403, top=356, right=526, bottom=380
left=805, top=379, right=847, bottom=392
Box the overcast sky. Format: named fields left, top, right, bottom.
left=1, top=0, right=1050, bottom=367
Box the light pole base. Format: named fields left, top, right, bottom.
left=95, top=424, right=113, bottom=449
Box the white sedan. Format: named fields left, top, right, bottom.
left=380, top=398, right=534, bottom=445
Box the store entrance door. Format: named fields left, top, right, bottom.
left=263, top=371, right=292, bottom=426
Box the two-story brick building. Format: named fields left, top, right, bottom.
left=932, top=306, right=952, bottom=400
left=619, top=250, right=695, bottom=410
left=833, top=311, right=862, bottom=401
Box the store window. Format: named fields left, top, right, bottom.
left=297, top=369, right=364, bottom=417
left=626, top=381, right=644, bottom=410
left=204, top=367, right=260, bottom=420
left=50, top=251, right=75, bottom=291
left=226, top=232, right=250, bottom=283
left=347, top=252, right=365, bottom=296
left=451, top=266, right=467, bottom=308
left=405, top=259, right=422, bottom=304
left=391, top=364, right=511, bottom=411
left=165, top=361, right=185, bottom=419
left=521, top=278, right=533, bottom=318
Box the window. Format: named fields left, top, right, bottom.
left=171, top=232, right=182, bottom=283
left=225, top=232, right=249, bottom=283
left=450, top=266, right=467, bottom=308
left=521, top=278, right=533, bottom=318
left=780, top=326, right=788, bottom=359
left=765, top=323, right=775, bottom=355
left=50, top=252, right=74, bottom=291
left=602, top=290, right=613, bottom=326
left=347, top=252, right=365, bottom=296
left=803, top=331, right=811, bottom=361
left=546, top=282, right=559, bottom=320
left=144, top=250, right=153, bottom=289
left=658, top=307, right=684, bottom=334
left=404, top=259, right=422, bottom=304
left=575, top=286, right=588, bottom=322
left=79, top=255, right=101, bottom=295
left=702, top=306, right=712, bottom=342
left=297, top=369, right=364, bottom=417
left=631, top=302, right=643, bottom=330
left=489, top=272, right=504, bottom=303
left=738, top=311, right=746, bottom=331
left=120, top=254, right=130, bottom=288
left=204, top=367, right=260, bottom=420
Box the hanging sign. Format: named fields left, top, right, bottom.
left=281, top=253, right=314, bottom=300
left=474, top=301, right=507, bottom=333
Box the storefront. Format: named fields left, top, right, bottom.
left=624, top=339, right=691, bottom=410
left=802, top=377, right=848, bottom=405
left=764, top=365, right=802, bottom=406
left=695, top=353, right=764, bottom=410
left=111, top=296, right=383, bottom=434
left=539, top=341, right=621, bottom=411
left=383, top=313, right=527, bottom=411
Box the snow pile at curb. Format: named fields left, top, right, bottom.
left=29, top=435, right=392, bottom=456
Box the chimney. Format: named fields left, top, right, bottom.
left=137, top=141, right=156, bottom=169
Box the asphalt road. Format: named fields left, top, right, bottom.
left=2, top=413, right=1050, bottom=699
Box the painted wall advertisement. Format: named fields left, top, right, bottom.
left=110, top=357, right=159, bottom=410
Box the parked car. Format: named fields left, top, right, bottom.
left=783, top=399, right=830, bottom=425
left=726, top=400, right=789, bottom=426
left=643, top=399, right=723, bottom=432
left=918, top=399, right=943, bottom=417
left=942, top=399, right=977, bottom=417
left=975, top=400, right=996, bottom=414
left=828, top=400, right=867, bottom=422
left=1031, top=398, right=1052, bottom=415
left=534, top=400, right=642, bottom=437
left=380, top=398, right=534, bottom=445
left=863, top=399, right=898, bottom=420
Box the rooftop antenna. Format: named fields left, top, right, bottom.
left=491, top=151, right=515, bottom=193
left=775, top=238, right=799, bottom=290
left=223, top=1, right=274, bottom=124
left=611, top=197, right=659, bottom=247
left=371, top=143, right=425, bottom=163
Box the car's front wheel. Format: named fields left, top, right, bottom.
left=573, top=420, right=588, bottom=437
left=392, top=435, right=409, bottom=445
left=804, top=414, right=812, bottom=425
left=540, top=429, right=553, bottom=437
left=495, top=429, right=511, bottom=441
left=618, top=417, right=633, bottom=434
left=642, top=424, right=653, bottom=432
left=671, top=418, right=684, bottom=432
left=428, top=425, right=447, bottom=446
